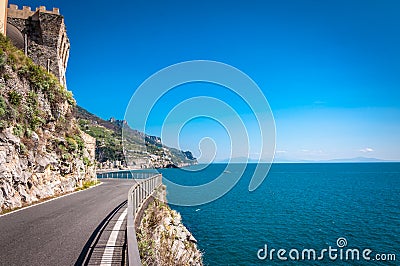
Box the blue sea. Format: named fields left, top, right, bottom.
left=159, top=163, right=400, bottom=265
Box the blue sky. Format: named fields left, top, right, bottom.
left=10, top=0, right=400, bottom=161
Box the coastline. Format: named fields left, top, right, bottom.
left=136, top=185, right=203, bottom=265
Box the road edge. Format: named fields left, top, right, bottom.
left=0, top=182, right=103, bottom=218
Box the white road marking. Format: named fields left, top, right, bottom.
left=100, top=208, right=128, bottom=265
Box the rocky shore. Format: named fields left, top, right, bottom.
left=137, top=199, right=203, bottom=266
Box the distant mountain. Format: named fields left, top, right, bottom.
left=216, top=156, right=392, bottom=164
left=325, top=157, right=390, bottom=163
left=274, top=157, right=391, bottom=163
left=74, top=106, right=197, bottom=169
left=216, top=157, right=270, bottom=163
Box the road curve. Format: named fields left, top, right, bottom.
left=0, top=178, right=136, bottom=266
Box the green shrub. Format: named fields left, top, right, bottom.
left=83, top=156, right=92, bottom=166
left=13, top=123, right=24, bottom=137
left=28, top=114, right=45, bottom=130
left=0, top=95, right=6, bottom=117
left=62, top=153, right=71, bottom=160
left=17, top=65, right=29, bottom=76
left=0, top=50, right=6, bottom=68
left=0, top=120, right=6, bottom=130
left=74, top=135, right=85, bottom=151
left=23, top=97, right=42, bottom=130
left=58, top=142, right=67, bottom=152
left=76, top=180, right=99, bottom=191
left=2, top=73, right=11, bottom=82
left=27, top=91, right=38, bottom=107
left=25, top=127, right=32, bottom=138
left=1, top=33, right=75, bottom=112
left=8, top=90, right=22, bottom=106
left=62, top=89, right=75, bottom=105
left=66, top=137, right=78, bottom=151
left=19, top=142, right=27, bottom=155
left=6, top=105, right=17, bottom=121
left=24, top=62, right=76, bottom=107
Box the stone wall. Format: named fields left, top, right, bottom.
left=0, top=0, right=7, bottom=35
left=7, top=5, right=60, bottom=20
left=6, top=4, right=69, bottom=88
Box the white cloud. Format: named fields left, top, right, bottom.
left=276, top=150, right=287, bottom=154
left=360, top=147, right=374, bottom=153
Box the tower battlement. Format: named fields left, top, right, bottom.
left=8, top=4, right=60, bottom=19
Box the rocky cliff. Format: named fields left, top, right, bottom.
left=0, top=34, right=96, bottom=213
left=137, top=199, right=203, bottom=266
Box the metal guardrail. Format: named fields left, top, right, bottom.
left=97, top=171, right=157, bottom=179
left=126, top=174, right=163, bottom=266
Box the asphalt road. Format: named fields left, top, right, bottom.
left=0, top=178, right=136, bottom=266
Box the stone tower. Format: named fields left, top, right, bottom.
left=6, top=4, right=70, bottom=88
left=0, top=0, right=8, bottom=35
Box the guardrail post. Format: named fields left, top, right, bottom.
left=127, top=183, right=142, bottom=266
left=135, top=189, right=139, bottom=213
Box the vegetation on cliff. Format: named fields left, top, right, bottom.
left=137, top=199, right=203, bottom=265
left=75, top=106, right=197, bottom=168
left=0, top=34, right=77, bottom=148
left=0, top=34, right=96, bottom=213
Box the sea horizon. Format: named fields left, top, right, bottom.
left=161, top=162, right=400, bottom=265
